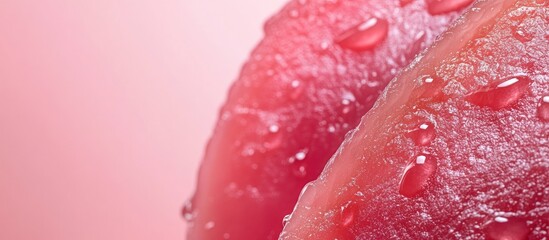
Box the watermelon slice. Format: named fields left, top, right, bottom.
left=280, top=0, right=548, bottom=239
left=184, top=0, right=473, bottom=239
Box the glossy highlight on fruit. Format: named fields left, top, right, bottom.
left=280, top=0, right=548, bottom=239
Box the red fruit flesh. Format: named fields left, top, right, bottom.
left=185, top=1, right=471, bottom=239
left=280, top=0, right=549, bottom=239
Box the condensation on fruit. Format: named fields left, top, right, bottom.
left=289, top=80, right=305, bottom=100
left=182, top=200, right=195, bottom=222
left=465, top=76, right=531, bottom=109
left=399, top=155, right=437, bottom=198
left=513, top=27, right=534, bottom=43
left=294, top=165, right=307, bottom=177
left=483, top=216, right=529, bottom=240
left=416, top=75, right=447, bottom=101
left=425, top=0, right=475, bottom=15
left=336, top=17, right=389, bottom=52
left=341, top=91, right=356, bottom=115
left=511, top=13, right=539, bottom=43
left=298, top=182, right=317, bottom=206
left=264, top=125, right=283, bottom=150
left=327, top=124, right=337, bottom=133
left=408, top=122, right=436, bottom=146
left=282, top=214, right=291, bottom=227
left=361, top=78, right=381, bottom=88
left=404, top=31, right=427, bottom=62
left=340, top=202, right=357, bottom=227
left=295, top=149, right=308, bottom=161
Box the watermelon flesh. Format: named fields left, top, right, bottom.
left=184, top=0, right=473, bottom=239
left=280, top=0, right=549, bottom=239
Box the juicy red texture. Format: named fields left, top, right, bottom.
left=184, top=0, right=470, bottom=239
left=280, top=0, right=548, bottom=239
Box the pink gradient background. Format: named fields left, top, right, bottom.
left=0, top=0, right=285, bottom=239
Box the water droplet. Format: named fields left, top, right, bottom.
left=341, top=211, right=354, bottom=226
left=416, top=75, right=446, bottom=101
left=289, top=80, right=305, bottom=99
left=264, top=130, right=283, bottom=150
left=327, top=125, right=336, bottom=133
left=204, top=221, right=215, bottom=230
left=465, top=76, right=531, bottom=109
left=409, top=122, right=436, bottom=146
left=295, top=150, right=308, bottom=160
left=342, top=91, right=356, bottom=103
left=342, top=106, right=352, bottom=114
left=288, top=157, right=295, bottom=164
left=295, top=182, right=317, bottom=211
left=537, top=96, right=549, bottom=121
left=282, top=214, right=291, bottom=226
left=269, top=125, right=279, bottom=133
left=416, top=155, right=426, bottom=164
left=362, top=79, right=380, bottom=88
left=399, top=155, right=437, bottom=198
left=483, top=216, right=529, bottom=240
left=400, top=0, right=415, bottom=6
left=495, top=216, right=509, bottom=223
left=340, top=202, right=357, bottom=227
left=513, top=28, right=534, bottom=42
left=298, top=166, right=306, bottom=175
left=182, top=200, right=195, bottom=222
left=336, top=17, right=389, bottom=51
left=292, top=164, right=307, bottom=177
left=426, top=0, right=474, bottom=15
left=341, top=92, right=356, bottom=114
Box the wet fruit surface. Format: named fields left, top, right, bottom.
left=280, top=0, right=549, bottom=239
left=185, top=0, right=469, bottom=239
left=426, top=0, right=475, bottom=15
left=335, top=17, right=389, bottom=52
left=483, top=216, right=530, bottom=240
left=465, top=76, right=532, bottom=109
left=399, top=154, right=437, bottom=198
